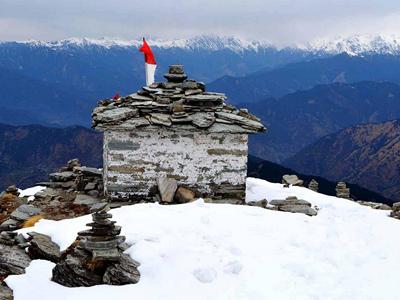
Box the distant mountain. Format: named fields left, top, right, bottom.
left=243, top=81, right=400, bottom=162
left=284, top=120, right=400, bottom=201
left=0, top=123, right=102, bottom=189
left=0, top=66, right=96, bottom=126
left=210, top=53, right=400, bottom=103
left=248, top=156, right=393, bottom=205
left=0, top=123, right=391, bottom=205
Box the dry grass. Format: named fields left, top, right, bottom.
left=22, top=215, right=43, bottom=228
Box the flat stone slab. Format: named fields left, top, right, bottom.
left=279, top=205, right=318, bottom=216
left=269, top=199, right=311, bottom=207
left=10, top=204, right=41, bottom=221
left=49, top=171, right=76, bottom=182
left=74, top=194, right=102, bottom=207
left=157, top=177, right=178, bottom=203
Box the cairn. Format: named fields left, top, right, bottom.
left=336, top=182, right=351, bottom=199
left=52, top=203, right=140, bottom=287
left=308, top=179, right=319, bottom=192
left=78, top=204, right=124, bottom=261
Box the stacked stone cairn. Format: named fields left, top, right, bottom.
left=390, top=202, right=400, bottom=219
left=335, top=181, right=351, bottom=199
left=92, top=64, right=265, bottom=133
left=308, top=179, right=319, bottom=192
left=282, top=175, right=304, bottom=187
left=52, top=203, right=140, bottom=287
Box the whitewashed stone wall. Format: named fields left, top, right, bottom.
left=103, top=129, right=248, bottom=201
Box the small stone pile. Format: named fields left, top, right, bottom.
left=390, top=202, right=400, bottom=220
left=92, top=65, right=265, bottom=133
left=336, top=182, right=351, bottom=199
left=40, top=158, right=103, bottom=197
left=308, top=179, right=319, bottom=192
left=268, top=196, right=318, bottom=216
left=52, top=204, right=140, bottom=287
left=282, top=175, right=304, bottom=187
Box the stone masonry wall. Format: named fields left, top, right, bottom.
left=103, top=129, right=248, bottom=201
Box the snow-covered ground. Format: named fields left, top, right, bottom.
left=6, top=178, right=400, bottom=300
left=18, top=186, right=46, bottom=202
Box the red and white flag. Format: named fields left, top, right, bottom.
left=139, top=38, right=157, bottom=86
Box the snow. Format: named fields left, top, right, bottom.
left=18, top=186, right=45, bottom=202
left=6, top=178, right=400, bottom=300
left=3, top=34, right=400, bottom=55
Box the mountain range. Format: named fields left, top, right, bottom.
left=285, top=119, right=400, bottom=200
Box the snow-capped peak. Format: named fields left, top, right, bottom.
left=7, top=35, right=273, bottom=53
left=303, top=34, right=400, bottom=55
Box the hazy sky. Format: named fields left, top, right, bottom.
left=1, top=0, right=400, bottom=45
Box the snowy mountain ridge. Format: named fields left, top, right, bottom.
left=3, top=34, right=400, bottom=55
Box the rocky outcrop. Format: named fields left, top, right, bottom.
left=52, top=204, right=140, bottom=287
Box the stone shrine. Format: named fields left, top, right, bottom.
left=92, top=64, right=265, bottom=202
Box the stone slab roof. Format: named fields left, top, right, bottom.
left=92, top=65, right=266, bottom=134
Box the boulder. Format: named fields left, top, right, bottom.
left=27, top=232, right=61, bottom=263
left=269, top=198, right=311, bottom=207
left=10, top=204, right=41, bottom=222
left=103, top=254, right=140, bottom=285
left=157, top=177, right=178, bottom=203
left=247, top=199, right=268, bottom=208
left=175, top=187, right=196, bottom=203
left=0, top=244, right=31, bottom=277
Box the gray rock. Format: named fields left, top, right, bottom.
left=103, top=254, right=140, bottom=285
left=0, top=244, right=31, bottom=276
left=247, top=199, right=268, bottom=208
left=149, top=113, right=172, bottom=126
left=67, top=158, right=81, bottom=170
left=34, top=187, right=59, bottom=199
left=279, top=205, right=318, bottom=216
left=87, top=190, right=100, bottom=197
left=308, top=179, right=319, bottom=192
left=94, top=107, right=138, bottom=123
left=5, top=185, right=19, bottom=196
left=191, top=112, right=216, bottom=128
left=0, top=284, right=13, bottom=300
left=84, top=182, right=96, bottom=191
left=73, top=194, right=102, bottom=206
left=0, top=219, right=19, bottom=231
left=49, top=171, right=76, bottom=182
left=269, top=198, right=311, bottom=207
left=73, top=166, right=102, bottom=177
left=282, top=175, right=304, bottom=186
left=27, top=232, right=61, bottom=263
left=157, top=177, right=178, bottom=203
left=10, top=204, right=41, bottom=221
left=357, top=201, right=392, bottom=210
left=393, top=202, right=400, bottom=211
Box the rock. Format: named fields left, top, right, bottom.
left=0, top=244, right=31, bottom=277
left=103, top=254, right=140, bottom=285
left=67, top=158, right=81, bottom=170
left=392, top=202, right=400, bottom=211
left=0, top=284, right=13, bottom=300
left=49, top=171, right=76, bottom=182
left=0, top=219, right=19, bottom=231
left=10, top=204, right=41, bottom=222
left=73, top=166, right=102, bottom=177
left=87, top=190, right=100, bottom=198
left=5, top=185, right=19, bottom=196
left=175, top=187, right=196, bottom=203
left=191, top=112, right=216, bottom=128
left=27, top=232, right=61, bottom=263
left=269, top=198, right=311, bottom=207
left=247, top=199, right=268, bottom=208
left=149, top=113, right=172, bottom=126
left=73, top=194, right=102, bottom=207
left=84, top=182, right=96, bottom=191
left=357, top=201, right=391, bottom=210
left=308, top=179, right=319, bottom=192
left=282, top=175, right=304, bottom=187
left=279, top=205, right=318, bottom=216
left=94, top=107, right=138, bottom=123
left=157, top=177, right=178, bottom=203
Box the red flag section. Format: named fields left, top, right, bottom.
left=139, top=38, right=156, bottom=65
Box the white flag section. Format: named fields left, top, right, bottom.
left=145, top=63, right=157, bottom=86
